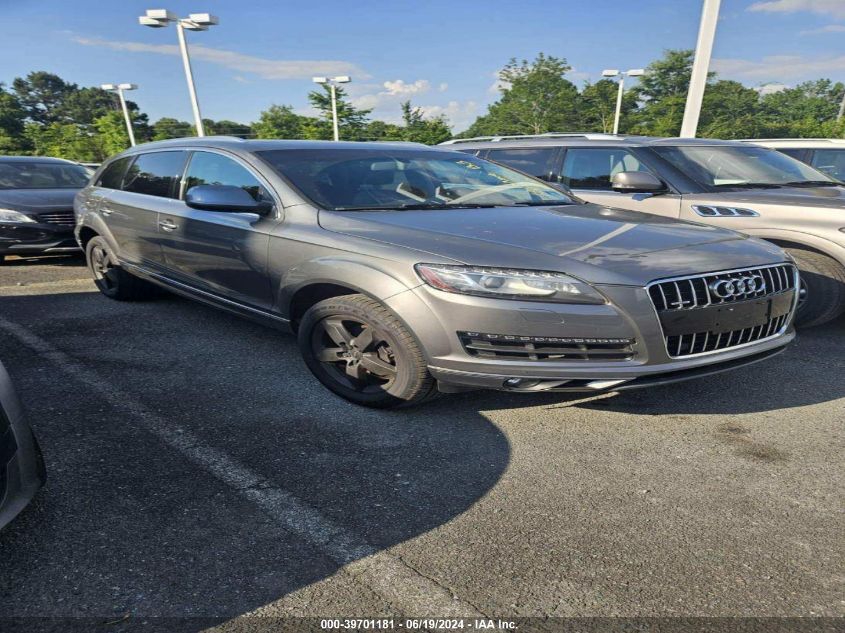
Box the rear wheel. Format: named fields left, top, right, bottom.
left=787, top=248, right=845, bottom=327
left=85, top=236, right=158, bottom=301
left=297, top=294, right=437, bottom=408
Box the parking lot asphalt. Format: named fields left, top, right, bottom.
left=0, top=255, right=843, bottom=626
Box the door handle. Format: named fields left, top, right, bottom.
left=101, top=207, right=114, bottom=216
left=159, top=219, right=178, bottom=232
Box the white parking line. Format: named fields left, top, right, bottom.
left=0, top=315, right=484, bottom=617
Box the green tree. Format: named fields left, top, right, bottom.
left=399, top=101, right=452, bottom=145
left=0, top=83, right=29, bottom=153
left=463, top=53, right=580, bottom=136
left=699, top=80, right=764, bottom=139
left=630, top=49, right=698, bottom=136
left=151, top=117, right=194, bottom=140
left=252, top=105, right=311, bottom=139
left=205, top=119, right=252, bottom=137
left=759, top=80, right=845, bottom=137
left=93, top=111, right=131, bottom=156
left=580, top=79, right=637, bottom=133
left=24, top=122, right=103, bottom=161
left=308, top=85, right=372, bottom=140
left=12, top=71, right=75, bottom=124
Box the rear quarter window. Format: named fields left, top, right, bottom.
left=96, top=157, right=132, bottom=189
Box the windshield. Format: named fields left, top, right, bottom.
left=256, top=148, right=576, bottom=211
left=653, top=145, right=839, bottom=189
left=0, top=162, right=90, bottom=190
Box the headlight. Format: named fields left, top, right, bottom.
left=0, top=209, right=36, bottom=224
left=414, top=264, right=606, bottom=304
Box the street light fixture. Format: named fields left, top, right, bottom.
left=138, top=9, right=219, bottom=137
left=601, top=69, right=645, bottom=135
left=101, top=83, right=138, bottom=147
left=313, top=76, right=351, bottom=141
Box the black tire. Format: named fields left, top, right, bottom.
left=787, top=248, right=845, bottom=328
left=85, top=236, right=158, bottom=301
left=298, top=294, right=437, bottom=408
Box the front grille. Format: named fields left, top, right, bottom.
left=37, top=211, right=75, bottom=225
left=648, top=263, right=796, bottom=358
left=458, top=331, right=635, bottom=362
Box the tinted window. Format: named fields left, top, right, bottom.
left=777, top=148, right=807, bottom=161
left=0, top=162, right=89, bottom=190
left=560, top=148, right=651, bottom=190
left=257, top=149, right=575, bottom=210
left=810, top=149, right=845, bottom=181
left=486, top=148, right=556, bottom=180
left=122, top=151, right=187, bottom=198
left=653, top=145, right=831, bottom=188
left=184, top=152, right=270, bottom=202
left=96, top=157, right=132, bottom=189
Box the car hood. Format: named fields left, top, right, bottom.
left=0, top=188, right=79, bottom=213
left=319, top=203, right=787, bottom=286
left=694, top=185, right=845, bottom=208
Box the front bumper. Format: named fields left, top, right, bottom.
left=385, top=282, right=795, bottom=393
left=0, top=222, right=79, bottom=255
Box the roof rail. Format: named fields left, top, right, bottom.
left=441, top=132, right=623, bottom=145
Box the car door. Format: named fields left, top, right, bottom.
left=158, top=150, right=278, bottom=310
left=95, top=151, right=188, bottom=271
left=559, top=147, right=682, bottom=218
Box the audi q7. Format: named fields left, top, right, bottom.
left=74, top=138, right=798, bottom=408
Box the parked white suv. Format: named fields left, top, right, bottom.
left=745, top=139, right=845, bottom=182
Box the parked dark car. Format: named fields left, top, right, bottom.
left=0, top=156, right=89, bottom=262
left=0, top=359, right=45, bottom=529
left=75, top=138, right=797, bottom=408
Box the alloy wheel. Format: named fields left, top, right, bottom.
left=311, top=316, right=398, bottom=394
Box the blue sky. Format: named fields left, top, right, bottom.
left=3, top=0, right=845, bottom=131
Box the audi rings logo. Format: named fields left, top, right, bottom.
left=709, top=275, right=766, bottom=299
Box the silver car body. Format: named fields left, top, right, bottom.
left=74, top=138, right=797, bottom=394
left=447, top=134, right=845, bottom=273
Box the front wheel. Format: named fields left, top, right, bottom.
left=297, top=294, right=437, bottom=408
left=787, top=248, right=845, bottom=327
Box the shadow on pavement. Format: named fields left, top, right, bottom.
left=0, top=289, right=841, bottom=624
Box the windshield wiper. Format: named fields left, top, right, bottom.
left=511, top=200, right=572, bottom=207
left=714, top=182, right=783, bottom=190
left=782, top=180, right=843, bottom=187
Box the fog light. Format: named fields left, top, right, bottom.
left=503, top=378, right=523, bottom=387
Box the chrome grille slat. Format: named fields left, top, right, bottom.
left=37, top=211, right=75, bottom=225
left=647, top=264, right=796, bottom=359
left=459, top=333, right=635, bottom=362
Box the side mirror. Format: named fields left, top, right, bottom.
left=611, top=171, right=665, bottom=193
left=185, top=185, right=270, bottom=213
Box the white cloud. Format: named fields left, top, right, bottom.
left=755, top=82, right=789, bottom=95
left=382, top=79, right=431, bottom=96
left=712, top=54, right=845, bottom=80
left=232, top=75, right=250, bottom=84
left=438, top=82, right=449, bottom=92
left=799, top=23, right=845, bottom=35
left=73, top=36, right=369, bottom=80
left=749, top=0, right=845, bottom=19
left=418, top=101, right=479, bottom=132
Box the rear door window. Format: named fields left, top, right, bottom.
left=485, top=147, right=557, bottom=180
left=122, top=151, right=188, bottom=199
left=560, top=148, right=651, bottom=190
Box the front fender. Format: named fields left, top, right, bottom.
left=741, top=228, right=845, bottom=267
left=275, top=257, right=419, bottom=318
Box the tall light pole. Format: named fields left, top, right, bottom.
left=601, top=69, right=645, bottom=134
left=680, top=0, right=721, bottom=137
left=101, top=83, right=138, bottom=146
left=313, top=76, right=351, bottom=141
left=138, top=9, right=219, bottom=137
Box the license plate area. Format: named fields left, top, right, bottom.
left=659, top=291, right=794, bottom=337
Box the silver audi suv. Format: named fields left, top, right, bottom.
left=447, top=134, right=845, bottom=327
left=75, top=138, right=797, bottom=408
